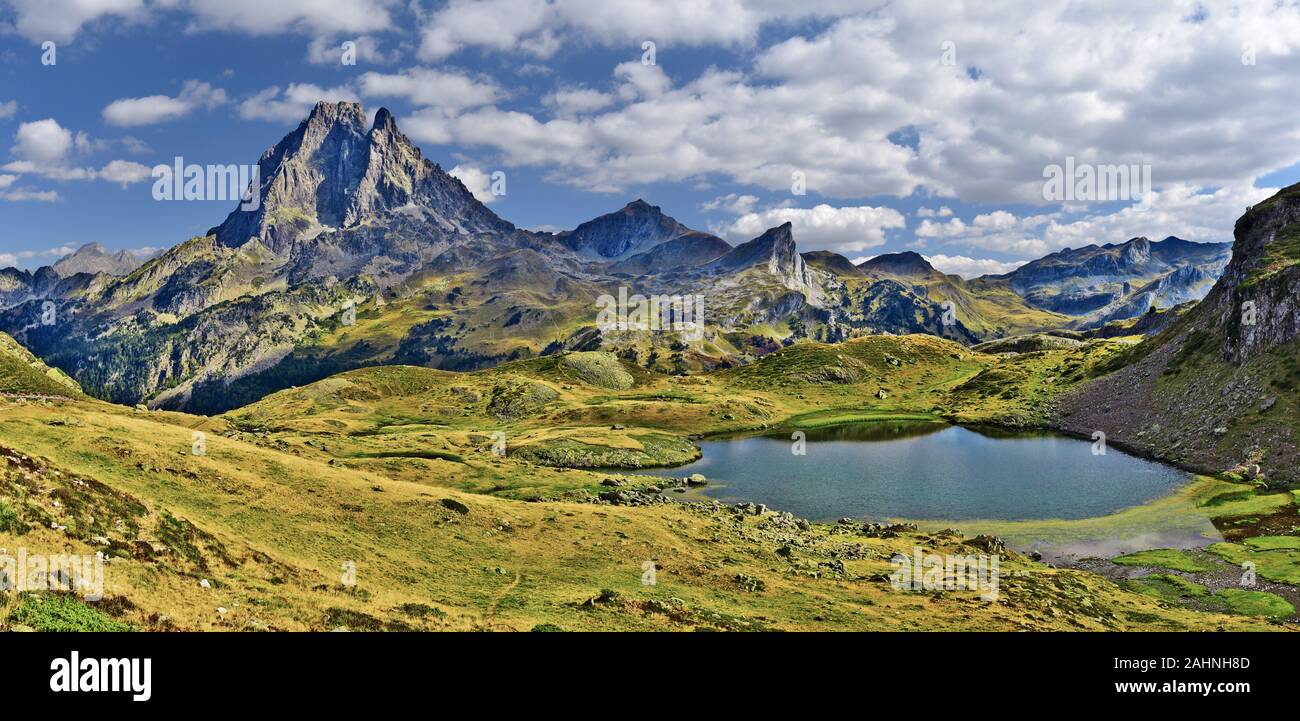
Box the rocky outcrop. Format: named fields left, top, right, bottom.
left=1081, top=258, right=1227, bottom=328
left=708, top=223, right=822, bottom=300
left=1220, top=193, right=1300, bottom=363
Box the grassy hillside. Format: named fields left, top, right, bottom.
left=0, top=332, right=83, bottom=397
left=1, top=332, right=1292, bottom=631
left=0, top=392, right=1278, bottom=632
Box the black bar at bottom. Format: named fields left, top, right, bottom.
left=0, top=631, right=1288, bottom=708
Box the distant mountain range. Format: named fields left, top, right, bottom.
left=0, top=101, right=1232, bottom=413
left=996, top=235, right=1231, bottom=326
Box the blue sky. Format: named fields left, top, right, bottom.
left=2, top=1, right=1299, bottom=277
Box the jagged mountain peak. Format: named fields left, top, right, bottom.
left=305, top=99, right=367, bottom=128
left=712, top=223, right=795, bottom=268
left=561, top=198, right=694, bottom=260
left=708, top=223, right=821, bottom=301
left=1121, top=236, right=1151, bottom=264
left=51, top=242, right=140, bottom=278
left=211, top=101, right=508, bottom=253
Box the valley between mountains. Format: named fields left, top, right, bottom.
left=1, top=102, right=1298, bottom=631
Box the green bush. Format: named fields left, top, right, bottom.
left=8, top=593, right=134, bottom=632
left=0, top=501, right=30, bottom=535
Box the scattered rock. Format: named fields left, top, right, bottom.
left=440, top=498, right=471, bottom=515
left=860, top=522, right=917, bottom=538
left=965, top=534, right=1006, bottom=554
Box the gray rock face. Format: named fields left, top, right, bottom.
left=1081, top=256, right=1229, bottom=327
left=1221, top=195, right=1300, bottom=363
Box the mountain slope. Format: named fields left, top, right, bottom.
left=801, top=250, right=863, bottom=277
left=858, top=251, right=937, bottom=278
left=1055, top=187, right=1300, bottom=483
left=609, top=232, right=732, bottom=275
left=0, top=332, right=82, bottom=397
left=849, top=252, right=1067, bottom=342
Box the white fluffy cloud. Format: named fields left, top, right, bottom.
left=0, top=189, right=61, bottom=202
left=102, top=80, right=227, bottom=126
left=542, top=88, right=614, bottom=117
left=414, top=0, right=853, bottom=61
left=358, top=67, right=502, bottom=111
left=98, top=159, right=151, bottom=186
left=238, top=83, right=360, bottom=122
left=700, top=193, right=759, bottom=215
left=393, top=0, right=1300, bottom=233
left=447, top=165, right=497, bottom=204
left=0, top=101, right=16, bottom=119
left=717, top=204, right=907, bottom=252
left=4, top=0, right=147, bottom=43
left=416, top=64, right=916, bottom=196
left=5, top=118, right=152, bottom=189
left=306, top=35, right=400, bottom=65
left=924, top=254, right=1026, bottom=279
left=4, top=0, right=399, bottom=43
left=915, top=182, right=1271, bottom=259
left=0, top=244, right=74, bottom=267
left=180, top=0, right=397, bottom=37
left=11, top=118, right=74, bottom=163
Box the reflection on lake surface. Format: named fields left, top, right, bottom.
left=640, top=422, right=1191, bottom=522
